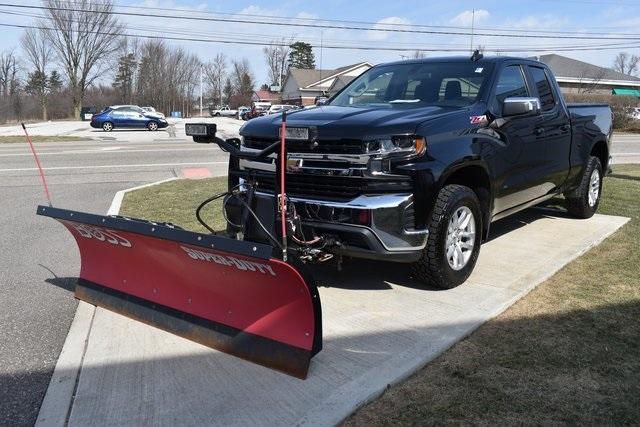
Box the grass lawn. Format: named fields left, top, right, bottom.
left=119, top=165, right=640, bottom=425
left=0, top=135, right=90, bottom=143
left=119, top=176, right=229, bottom=233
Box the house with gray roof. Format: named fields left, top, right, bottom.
left=281, top=62, right=372, bottom=106
left=535, top=54, right=640, bottom=95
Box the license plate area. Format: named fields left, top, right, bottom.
left=280, top=127, right=309, bottom=141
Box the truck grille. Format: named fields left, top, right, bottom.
left=243, top=136, right=364, bottom=155
left=236, top=171, right=413, bottom=201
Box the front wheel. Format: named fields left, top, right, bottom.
left=147, top=121, right=159, bottom=131
left=102, top=122, right=113, bottom=132
left=564, top=156, right=602, bottom=219
left=412, top=184, right=482, bottom=289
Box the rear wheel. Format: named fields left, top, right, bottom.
left=147, top=121, right=159, bottom=131
left=564, top=156, right=602, bottom=219
left=412, top=184, right=482, bottom=289
left=102, top=122, right=113, bottom=132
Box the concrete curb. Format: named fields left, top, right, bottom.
left=35, top=177, right=180, bottom=426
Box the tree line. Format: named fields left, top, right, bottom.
left=0, top=0, right=324, bottom=123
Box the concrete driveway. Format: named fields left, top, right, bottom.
left=36, top=203, right=627, bottom=426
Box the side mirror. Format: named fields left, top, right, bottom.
left=315, top=97, right=329, bottom=106
left=502, top=97, right=541, bottom=117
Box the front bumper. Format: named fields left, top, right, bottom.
left=257, top=192, right=428, bottom=262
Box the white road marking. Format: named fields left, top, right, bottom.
left=0, top=161, right=227, bottom=172
left=0, top=146, right=216, bottom=157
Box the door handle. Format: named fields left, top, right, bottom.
left=560, top=124, right=571, bottom=132
left=534, top=128, right=545, bottom=136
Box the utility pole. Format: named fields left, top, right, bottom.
left=199, top=64, right=203, bottom=117
left=470, top=9, right=475, bottom=54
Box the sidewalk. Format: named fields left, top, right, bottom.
left=38, top=203, right=628, bottom=426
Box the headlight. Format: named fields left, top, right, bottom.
left=364, top=135, right=426, bottom=157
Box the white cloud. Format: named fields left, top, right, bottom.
left=450, top=9, right=490, bottom=27
left=367, top=16, right=411, bottom=41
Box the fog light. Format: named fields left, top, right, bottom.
left=356, top=209, right=371, bottom=225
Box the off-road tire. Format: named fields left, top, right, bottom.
left=412, top=184, right=482, bottom=289
left=564, top=156, right=602, bottom=219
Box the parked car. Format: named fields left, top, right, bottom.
left=242, top=106, right=268, bottom=120
left=90, top=105, right=169, bottom=131
left=210, top=106, right=238, bottom=117
left=225, top=55, right=612, bottom=289
left=267, top=104, right=297, bottom=115
left=237, top=106, right=250, bottom=119
left=80, top=106, right=98, bottom=121
left=141, top=106, right=165, bottom=118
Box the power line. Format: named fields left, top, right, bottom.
left=3, top=8, right=636, bottom=52
left=2, top=21, right=639, bottom=54
left=4, top=2, right=640, bottom=41
left=73, top=0, right=640, bottom=35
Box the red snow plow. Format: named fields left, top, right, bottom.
left=36, top=113, right=325, bottom=378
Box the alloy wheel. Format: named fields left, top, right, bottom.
left=445, top=206, right=476, bottom=271
left=588, top=168, right=600, bottom=207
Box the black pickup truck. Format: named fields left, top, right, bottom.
left=210, top=56, right=613, bottom=289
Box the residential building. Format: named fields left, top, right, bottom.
left=281, top=62, right=372, bottom=106
left=535, top=54, right=640, bottom=95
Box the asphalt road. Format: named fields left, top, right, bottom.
left=0, top=121, right=232, bottom=426
left=611, top=133, right=640, bottom=164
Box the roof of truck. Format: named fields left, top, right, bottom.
left=380, top=55, right=541, bottom=67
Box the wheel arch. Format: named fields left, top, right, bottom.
left=438, top=162, right=493, bottom=239
left=590, top=140, right=609, bottom=171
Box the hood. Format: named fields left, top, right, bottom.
left=240, top=105, right=466, bottom=139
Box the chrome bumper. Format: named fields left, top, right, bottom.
left=257, top=192, right=428, bottom=252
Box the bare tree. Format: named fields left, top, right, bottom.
left=0, top=50, right=19, bottom=99
left=204, top=53, right=227, bottom=107
left=613, top=52, right=640, bottom=76
left=43, top=0, right=125, bottom=119
left=230, top=58, right=254, bottom=107
left=411, top=50, right=427, bottom=59
left=263, top=40, right=290, bottom=87
left=21, top=28, right=54, bottom=120
left=577, top=67, right=607, bottom=94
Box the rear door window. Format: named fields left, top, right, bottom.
left=528, top=66, right=556, bottom=112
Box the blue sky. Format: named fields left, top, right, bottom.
left=3, top=0, right=640, bottom=85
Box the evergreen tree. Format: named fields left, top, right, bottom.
left=49, top=71, right=63, bottom=92
left=288, top=42, right=315, bottom=69
left=223, top=78, right=233, bottom=106
left=112, top=53, right=137, bottom=103
left=25, top=70, right=49, bottom=120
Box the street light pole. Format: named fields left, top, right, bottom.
left=199, top=65, right=203, bottom=117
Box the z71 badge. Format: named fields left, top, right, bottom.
left=470, top=115, right=488, bottom=125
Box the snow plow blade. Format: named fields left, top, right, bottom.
left=37, top=205, right=322, bottom=379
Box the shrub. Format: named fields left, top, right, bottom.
left=563, top=93, right=640, bottom=131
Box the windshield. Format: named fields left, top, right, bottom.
left=330, top=61, right=494, bottom=109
